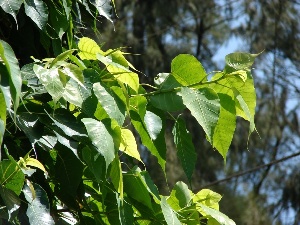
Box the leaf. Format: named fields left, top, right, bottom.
left=24, top=0, right=48, bottom=30
left=33, top=65, right=64, bottom=102
left=23, top=182, right=55, bottom=225
left=180, top=87, right=220, bottom=143
left=167, top=182, right=193, bottom=215
left=130, top=110, right=166, bottom=173
left=0, top=0, right=23, bottom=26
left=82, top=118, right=116, bottom=169
left=49, top=3, right=69, bottom=39
left=55, top=143, right=84, bottom=197
left=123, top=167, right=153, bottom=210
left=129, top=95, right=147, bottom=119
left=161, top=196, right=181, bottom=225
left=0, top=92, right=6, bottom=147
left=63, top=78, right=84, bottom=107
left=212, top=93, right=236, bottom=160
left=114, top=72, right=139, bottom=93
left=225, top=52, right=259, bottom=71
left=144, top=110, right=162, bottom=140
left=82, top=146, right=105, bottom=183
left=0, top=159, right=25, bottom=195
left=172, top=118, right=197, bottom=183
left=23, top=157, right=47, bottom=175
left=78, top=37, right=103, bottom=60
left=198, top=204, right=236, bottom=225
left=60, top=63, right=85, bottom=86
left=50, top=50, right=76, bottom=68
left=0, top=40, right=22, bottom=114
left=171, top=54, right=207, bottom=86
left=89, top=0, right=113, bottom=24
left=0, top=185, right=21, bottom=220
left=233, top=87, right=255, bottom=134
left=93, top=82, right=126, bottom=126
left=193, top=189, right=222, bottom=210
left=110, top=157, right=123, bottom=199
left=120, top=128, right=142, bottom=162
left=210, top=74, right=237, bottom=159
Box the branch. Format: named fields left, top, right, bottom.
left=199, top=151, right=300, bottom=189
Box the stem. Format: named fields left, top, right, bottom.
left=135, top=72, right=228, bottom=97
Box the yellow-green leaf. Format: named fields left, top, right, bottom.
left=78, top=37, right=104, bottom=60
left=120, top=128, right=142, bottom=162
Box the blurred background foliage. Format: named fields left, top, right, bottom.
left=1, top=0, right=300, bottom=224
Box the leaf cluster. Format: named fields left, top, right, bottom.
left=0, top=1, right=258, bottom=224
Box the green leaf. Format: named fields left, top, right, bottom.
left=172, top=118, right=197, bottom=183
left=0, top=92, right=6, bottom=147
left=55, top=143, right=84, bottom=197
left=82, top=118, right=116, bottom=169
left=144, top=110, right=162, bottom=140
left=24, top=0, right=48, bottom=30
left=198, top=204, right=235, bottom=225
left=82, top=146, right=105, bottom=183
left=33, top=65, right=64, bottom=102
left=0, top=0, right=23, bottom=26
left=167, top=181, right=192, bottom=211
left=233, top=87, right=255, bottom=134
left=180, top=87, right=220, bottom=143
left=23, top=182, right=55, bottom=225
left=50, top=50, right=76, bottom=68
left=193, top=189, right=222, bottom=210
left=130, top=110, right=166, bottom=173
left=60, top=63, right=84, bottom=86
left=89, top=0, right=113, bottom=24
left=225, top=52, right=259, bottom=71
left=120, top=128, right=142, bottom=162
left=93, top=82, right=126, bottom=126
left=171, top=54, right=207, bottom=86
left=0, top=40, right=22, bottom=114
left=49, top=3, right=69, bottom=39
left=0, top=159, right=25, bottom=195
left=210, top=74, right=237, bottom=159
left=129, top=95, right=147, bottom=119
left=161, top=196, right=181, bottom=225
left=114, top=72, right=139, bottom=93
left=123, top=167, right=153, bottom=210
left=110, top=157, right=123, bottom=199
left=78, top=37, right=103, bottom=60
left=0, top=185, right=20, bottom=220
left=62, top=78, right=84, bottom=107
left=212, top=93, right=236, bottom=160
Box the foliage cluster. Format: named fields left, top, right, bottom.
left=0, top=1, right=257, bottom=224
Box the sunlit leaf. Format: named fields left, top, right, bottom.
left=193, top=189, right=222, bottom=210
left=0, top=92, right=6, bottom=147
left=23, top=182, right=55, bottom=225
left=93, top=82, right=126, bottom=126
left=120, top=128, right=142, bottom=162
left=198, top=204, right=235, bottom=225
left=78, top=37, right=103, bottom=60
left=225, top=52, right=259, bottom=71
left=82, top=118, right=116, bottom=169
left=0, top=159, right=25, bottom=195
left=167, top=181, right=192, bottom=211
left=110, top=157, right=123, bottom=199
left=24, top=0, right=48, bottom=30
left=180, top=87, right=220, bottom=143
left=144, top=110, right=162, bottom=140
left=33, top=65, right=64, bottom=102
left=161, top=196, right=181, bottom=225
left=171, top=54, right=207, bottom=86
left=0, top=40, right=22, bottom=114
left=89, top=0, right=113, bottom=24
left=0, top=0, right=23, bottom=26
